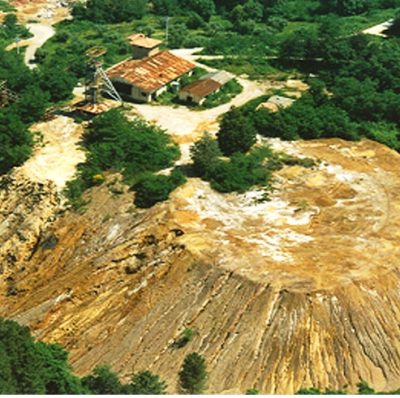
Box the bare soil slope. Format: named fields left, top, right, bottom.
left=1, top=138, right=400, bottom=394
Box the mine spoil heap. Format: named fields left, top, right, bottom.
left=1, top=138, right=400, bottom=394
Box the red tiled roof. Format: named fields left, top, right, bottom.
left=107, top=51, right=196, bottom=93
left=180, top=78, right=221, bottom=98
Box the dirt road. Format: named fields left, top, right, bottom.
left=127, top=74, right=290, bottom=163
left=24, top=23, right=55, bottom=68
left=362, top=19, right=393, bottom=37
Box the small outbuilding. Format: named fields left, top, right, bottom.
left=256, top=95, right=295, bottom=113
left=179, top=78, right=221, bottom=105
left=179, top=70, right=234, bottom=105
left=128, top=33, right=162, bottom=60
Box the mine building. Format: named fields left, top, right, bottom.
left=179, top=70, right=234, bottom=105
left=107, top=34, right=196, bottom=103
left=129, top=33, right=162, bottom=60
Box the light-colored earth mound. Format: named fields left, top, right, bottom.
left=1, top=138, right=400, bottom=394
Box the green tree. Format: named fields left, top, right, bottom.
left=209, top=148, right=270, bottom=193
left=181, top=0, right=216, bottom=21
left=243, top=0, right=264, bottom=21
left=130, top=370, right=167, bottom=394
left=0, top=318, right=84, bottom=394
left=73, top=0, right=148, bottom=23
left=190, top=133, right=222, bottom=177
left=39, top=65, right=77, bottom=102
left=357, top=380, right=376, bottom=395
left=153, top=0, right=178, bottom=15
left=217, top=107, right=257, bottom=155
left=0, top=109, right=32, bottom=174
left=13, top=84, right=49, bottom=124
left=133, top=169, right=186, bottom=208
left=178, top=352, right=208, bottom=394
left=168, top=23, right=188, bottom=48
left=82, top=365, right=123, bottom=394
left=4, top=13, right=17, bottom=29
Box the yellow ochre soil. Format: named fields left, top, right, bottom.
left=1, top=138, right=400, bottom=394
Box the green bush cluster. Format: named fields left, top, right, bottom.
left=0, top=318, right=85, bottom=394
left=0, top=14, right=31, bottom=46
left=72, top=0, right=149, bottom=23
left=296, top=380, right=400, bottom=395
left=0, top=48, right=64, bottom=175
left=191, top=108, right=319, bottom=194
left=209, top=149, right=272, bottom=193
left=0, top=317, right=211, bottom=395
left=191, top=131, right=276, bottom=194
left=133, top=169, right=186, bottom=208
left=228, top=34, right=400, bottom=150
left=65, top=109, right=181, bottom=208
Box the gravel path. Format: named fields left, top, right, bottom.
left=362, top=19, right=394, bottom=37
left=24, top=23, right=55, bottom=68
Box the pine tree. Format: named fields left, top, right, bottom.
left=178, top=352, right=208, bottom=394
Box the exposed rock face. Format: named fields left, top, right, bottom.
left=0, top=172, right=60, bottom=278
left=1, top=139, right=400, bottom=394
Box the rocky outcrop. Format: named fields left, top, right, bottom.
left=1, top=138, right=400, bottom=394
left=0, top=172, right=60, bottom=279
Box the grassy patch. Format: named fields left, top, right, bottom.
left=198, top=57, right=287, bottom=80
left=339, top=8, right=396, bottom=35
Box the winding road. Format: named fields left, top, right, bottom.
left=24, top=23, right=55, bottom=68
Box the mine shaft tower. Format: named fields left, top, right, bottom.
left=85, top=47, right=122, bottom=105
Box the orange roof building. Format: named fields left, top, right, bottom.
left=179, top=78, right=221, bottom=105
left=128, top=33, right=163, bottom=60
left=128, top=33, right=162, bottom=49
left=107, top=51, right=196, bottom=103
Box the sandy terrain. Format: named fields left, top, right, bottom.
left=20, top=116, right=85, bottom=190
left=2, top=138, right=400, bottom=394
left=127, top=76, right=292, bottom=150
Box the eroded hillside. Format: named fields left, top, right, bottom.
left=1, top=138, right=400, bottom=394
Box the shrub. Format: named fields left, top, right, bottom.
left=130, top=370, right=167, bottom=394
left=217, top=107, right=257, bottom=155
left=65, top=110, right=180, bottom=207
left=173, top=328, right=194, bottom=348
left=133, top=169, right=186, bottom=208
left=73, top=0, right=148, bottom=23
left=246, top=388, right=260, bottom=394
left=359, top=122, right=400, bottom=150
left=209, top=150, right=270, bottom=193
left=82, top=365, right=123, bottom=394
left=190, top=132, right=222, bottom=177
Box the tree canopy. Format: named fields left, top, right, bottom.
left=178, top=352, right=208, bottom=394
